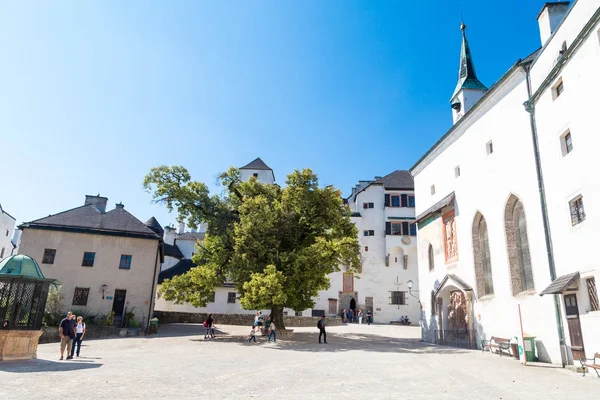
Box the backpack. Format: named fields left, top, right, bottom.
left=317, top=320, right=322, bottom=329
left=203, top=320, right=207, bottom=328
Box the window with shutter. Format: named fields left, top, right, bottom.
left=385, top=222, right=391, bottom=235
left=401, top=194, right=408, bottom=207
left=402, top=222, right=409, bottom=235
left=391, top=195, right=400, bottom=207
left=384, top=194, right=390, bottom=207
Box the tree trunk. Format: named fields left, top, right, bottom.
left=271, top=305, right=286, bottom=331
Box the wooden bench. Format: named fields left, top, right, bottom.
left=481, top=336, right=517, bottom=357
left=581, top=352, right=600, bottom=378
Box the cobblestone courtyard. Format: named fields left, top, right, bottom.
left=1, top=323, right=598, bottom=399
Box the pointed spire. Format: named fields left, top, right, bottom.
left=451, top=22, right=487, bottom=101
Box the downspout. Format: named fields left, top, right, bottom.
left=147, top=240, right=161, bottom=332
left=523, top=64, right=567, bottom=368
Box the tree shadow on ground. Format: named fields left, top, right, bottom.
left=198, top=331, right=470, bottom=355
left=151, top=323, right=224, bottom=338
left=0, top=359, right=102, bottom=373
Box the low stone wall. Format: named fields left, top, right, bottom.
left=153, top=311, right=342, bottom=327
left=38, top=326, right=124, bottom=344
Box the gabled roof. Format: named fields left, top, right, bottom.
left=451, top=23, right=487, bottom=101
left=145, top=217, right=164, bottom=236
left=373, top=170, right=414, bottom=190
left=158, top=259, right=196, bottom=283
left=539, top=272, right=580, bottom=296
left=433, top=273, right=473, bottom=298
left=164, top=243, right=184, bottom=259
left=20, top=204, right=160, bottom=240
left=416, top=192, right=456, bottom=224
left=240, top=157, right=272, bottom=171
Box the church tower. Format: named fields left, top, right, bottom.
left=239, top=157, right=275, bottom=184
left=450, top=22, right=488, bottom=124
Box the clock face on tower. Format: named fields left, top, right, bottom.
left=401, top=236, right=411, bottom=245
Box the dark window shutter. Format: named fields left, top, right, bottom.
left=385, top=222, right=391, bottom=235
left=384, top=194, right=390, bottom=207
left=402, top=222, right=409, bottom=235
left=410, top=223, right=417, bottom=236
left=401, top=194, right=408, bottom=207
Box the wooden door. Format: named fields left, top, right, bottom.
left=564, top=294, right=585, bottom=361
left=328, top=299, right=337, bottom=315
left=112, top=289, right=127, bottom=317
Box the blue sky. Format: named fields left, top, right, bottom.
left=0, top=0, right=545, bottom=227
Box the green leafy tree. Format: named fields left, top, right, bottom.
left=144, top=166, right=360, bottom=329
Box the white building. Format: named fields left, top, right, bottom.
left=411, top=0, right=600, bottom=365
left=0, top=203, right=17, bottom=260
left=156, top=158, right=421, bottom=323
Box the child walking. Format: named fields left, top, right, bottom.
left=248, top=325, right=256, bottom=343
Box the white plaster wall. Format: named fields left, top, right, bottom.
left=414, top=69, right=563, bottom=363
left=240, top=169, right=275, bottom=184
left=18, top=229, right=161, bottom=327
left=0, top=211, right=16, bottom=259
left=175, top=238, right=197, bottom=259
left=160, top=255, right=180, bottom=272
left=534, top=13, right=600, bottom=359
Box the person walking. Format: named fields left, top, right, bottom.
left=348, top=309, right=354, bottom=323
left=204, top=314, right=214, bottom=339
left=366, top=310, right=372, bottom=325
left=59, top=311, right=76, bottom=360
left=248, top=325, right=256, bottom=343
left=317, top=315, right=327, bottom=344
left=358, top=309, right=363, bottom=325
left=70, top=316, right=86, bottom=357
left=268, top=320, right=277, bottom=342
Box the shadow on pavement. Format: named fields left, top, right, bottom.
left=151, top=323, right=224, bottom=338
left=0, top=359, right=103, bottom=373
left=198, top=331, right=470, bottom=354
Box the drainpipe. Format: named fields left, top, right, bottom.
left=147, top=241, right=161, bottom=332
left=523, top=64, right=567, bottom=368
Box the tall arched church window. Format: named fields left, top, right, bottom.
left=504, top=196, right=535, bottom=295
left=472, top=213, right=494, bottom=298
left=428, top=244, right=434, bottom=271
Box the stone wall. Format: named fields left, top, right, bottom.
left=38, top=326, right=124, bottom=344
left=153, top=311, right=342, bottom=327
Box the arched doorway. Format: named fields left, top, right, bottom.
left=350, top=298, right=356, bottom=311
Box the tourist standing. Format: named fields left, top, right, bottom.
left=348, top=309, right=354, bottom=323
left=59, top=311, right=76, bottom=360
left=317, top=315, right=327, bottom=344
left=366, top=310, right=372, bottom=325
left=358, top=309, right=363, bottom=325
left=342, top=309, right=347, bottom=323
left=70, top=316, right=86, bottom=357
left=204, top=314, right=214, bottom=339
left=248, top=325, right=256, bottom=343
left=268, top=320, right=277, bottom=342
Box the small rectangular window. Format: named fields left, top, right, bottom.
left=0, top=248, right=4, bottom=258
left=42, top=249, right=56, bottom=264
left=569, top=196, right=585, bottom=226
left=363, top=202, right=374, bottom=209
left=390, top=291, right=405, bottom=305
left=82, top=252, right=95, bottom=267
left=119, top=255, right=132, bottom=270
left=363, top=230, right=375, bottom=236
left=430, top=185, right=435, bottom=195
left=253, top=173, right=258, bottom=177
left=391, top=195, right=400, bottom=207
left=408, top=195, right=415, bottom=208
left=587, top=278, right=599, bottom=312
left=364, top=246, right=368, bottom=252
left=560, top=130, right=573, bottom=156
left=227, top=292, right=236, bottom=304
left=486, top=140, right=493, bottom=155
left=295, top=311, right=303, bottom=317
left=552, top=78, right=564, bottom=100
left=208, top=292, right=216, bottom=303
left=72, top=287, right=90, bottom=306
left=455, top=166, right=461, bottom=177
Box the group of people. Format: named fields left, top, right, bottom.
left=341, top=308, right=372, bottom=325
left=59, top=311, right=86, bottom=360
left=249, top=312, right=277, bottom=343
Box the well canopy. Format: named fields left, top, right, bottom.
left=0, top=254, right=53, bottom=281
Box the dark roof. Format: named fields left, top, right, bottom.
left=164, top=243, right=184, bottom=259
left=145, top=217, right=164, bottom=236
left=177, top=232, right=206, bottom=241
left=537, top=2, right=570, bottom=19
left=433, top=274, right=473, bottom=298
left=373, top=170, right=414, bottom=190
left=540, top=272, right=580, bottom=296
left=20, top=204, right=160, bottom=240
left=240, top=157, right=272, bottom=171
left=350, top=212, right=361, bottom=217
left=158, top=259, right=196, bottom=283
left=416, top=192, right=455, bottom=224
left=451, top=23, right=487, bottom=100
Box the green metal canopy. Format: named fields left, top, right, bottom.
left=0, top=254, right=52, bottom=281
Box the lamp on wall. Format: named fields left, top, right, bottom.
left=407, top=280, right=423, bottom=317
left=101, top=284, right=108, bottom=299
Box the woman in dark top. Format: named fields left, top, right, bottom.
left=204, top=314, right=214, bottom=340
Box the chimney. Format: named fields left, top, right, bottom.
left=85, top=194, right=108, bottom=213
left=537, top=2, right=570, bottom=46
left=178, top=221, right=185, bottom=234
left=115, top=202, right=124, bottom=210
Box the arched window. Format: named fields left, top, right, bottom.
left=472, top=213, right=494, bottom=297
left=505, top=196, right=534, bottom=295
left=428, top=244, right=434, bottom=271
